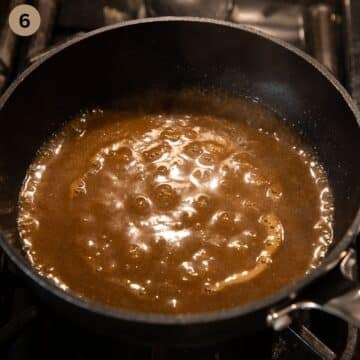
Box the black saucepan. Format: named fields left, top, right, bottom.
left=0, top=18, right=359, bottom=346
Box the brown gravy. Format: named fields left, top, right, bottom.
left=18, top=93, right=333, bottom=314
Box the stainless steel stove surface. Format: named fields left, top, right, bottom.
left=0, top=0, right=360, bottom=359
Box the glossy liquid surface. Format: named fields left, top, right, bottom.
left=18, top=93, right=333, bottom=314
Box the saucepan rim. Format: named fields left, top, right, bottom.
left=0, top=17, right=359, bottom=326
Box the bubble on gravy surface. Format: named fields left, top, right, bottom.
left=18, top=92, right=334, bottom=314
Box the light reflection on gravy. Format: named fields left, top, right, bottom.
left=18, top=92, right=333, bottom=314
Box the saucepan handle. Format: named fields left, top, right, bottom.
left=267, top=249, right=360, bottom=331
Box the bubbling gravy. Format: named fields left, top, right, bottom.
left=18, top=92, right=334, bottom=314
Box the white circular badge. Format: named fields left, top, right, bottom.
left=8, top=4, right=41, bottom=37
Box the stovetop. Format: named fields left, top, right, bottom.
left=0, top=1, right=360, bottom=359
